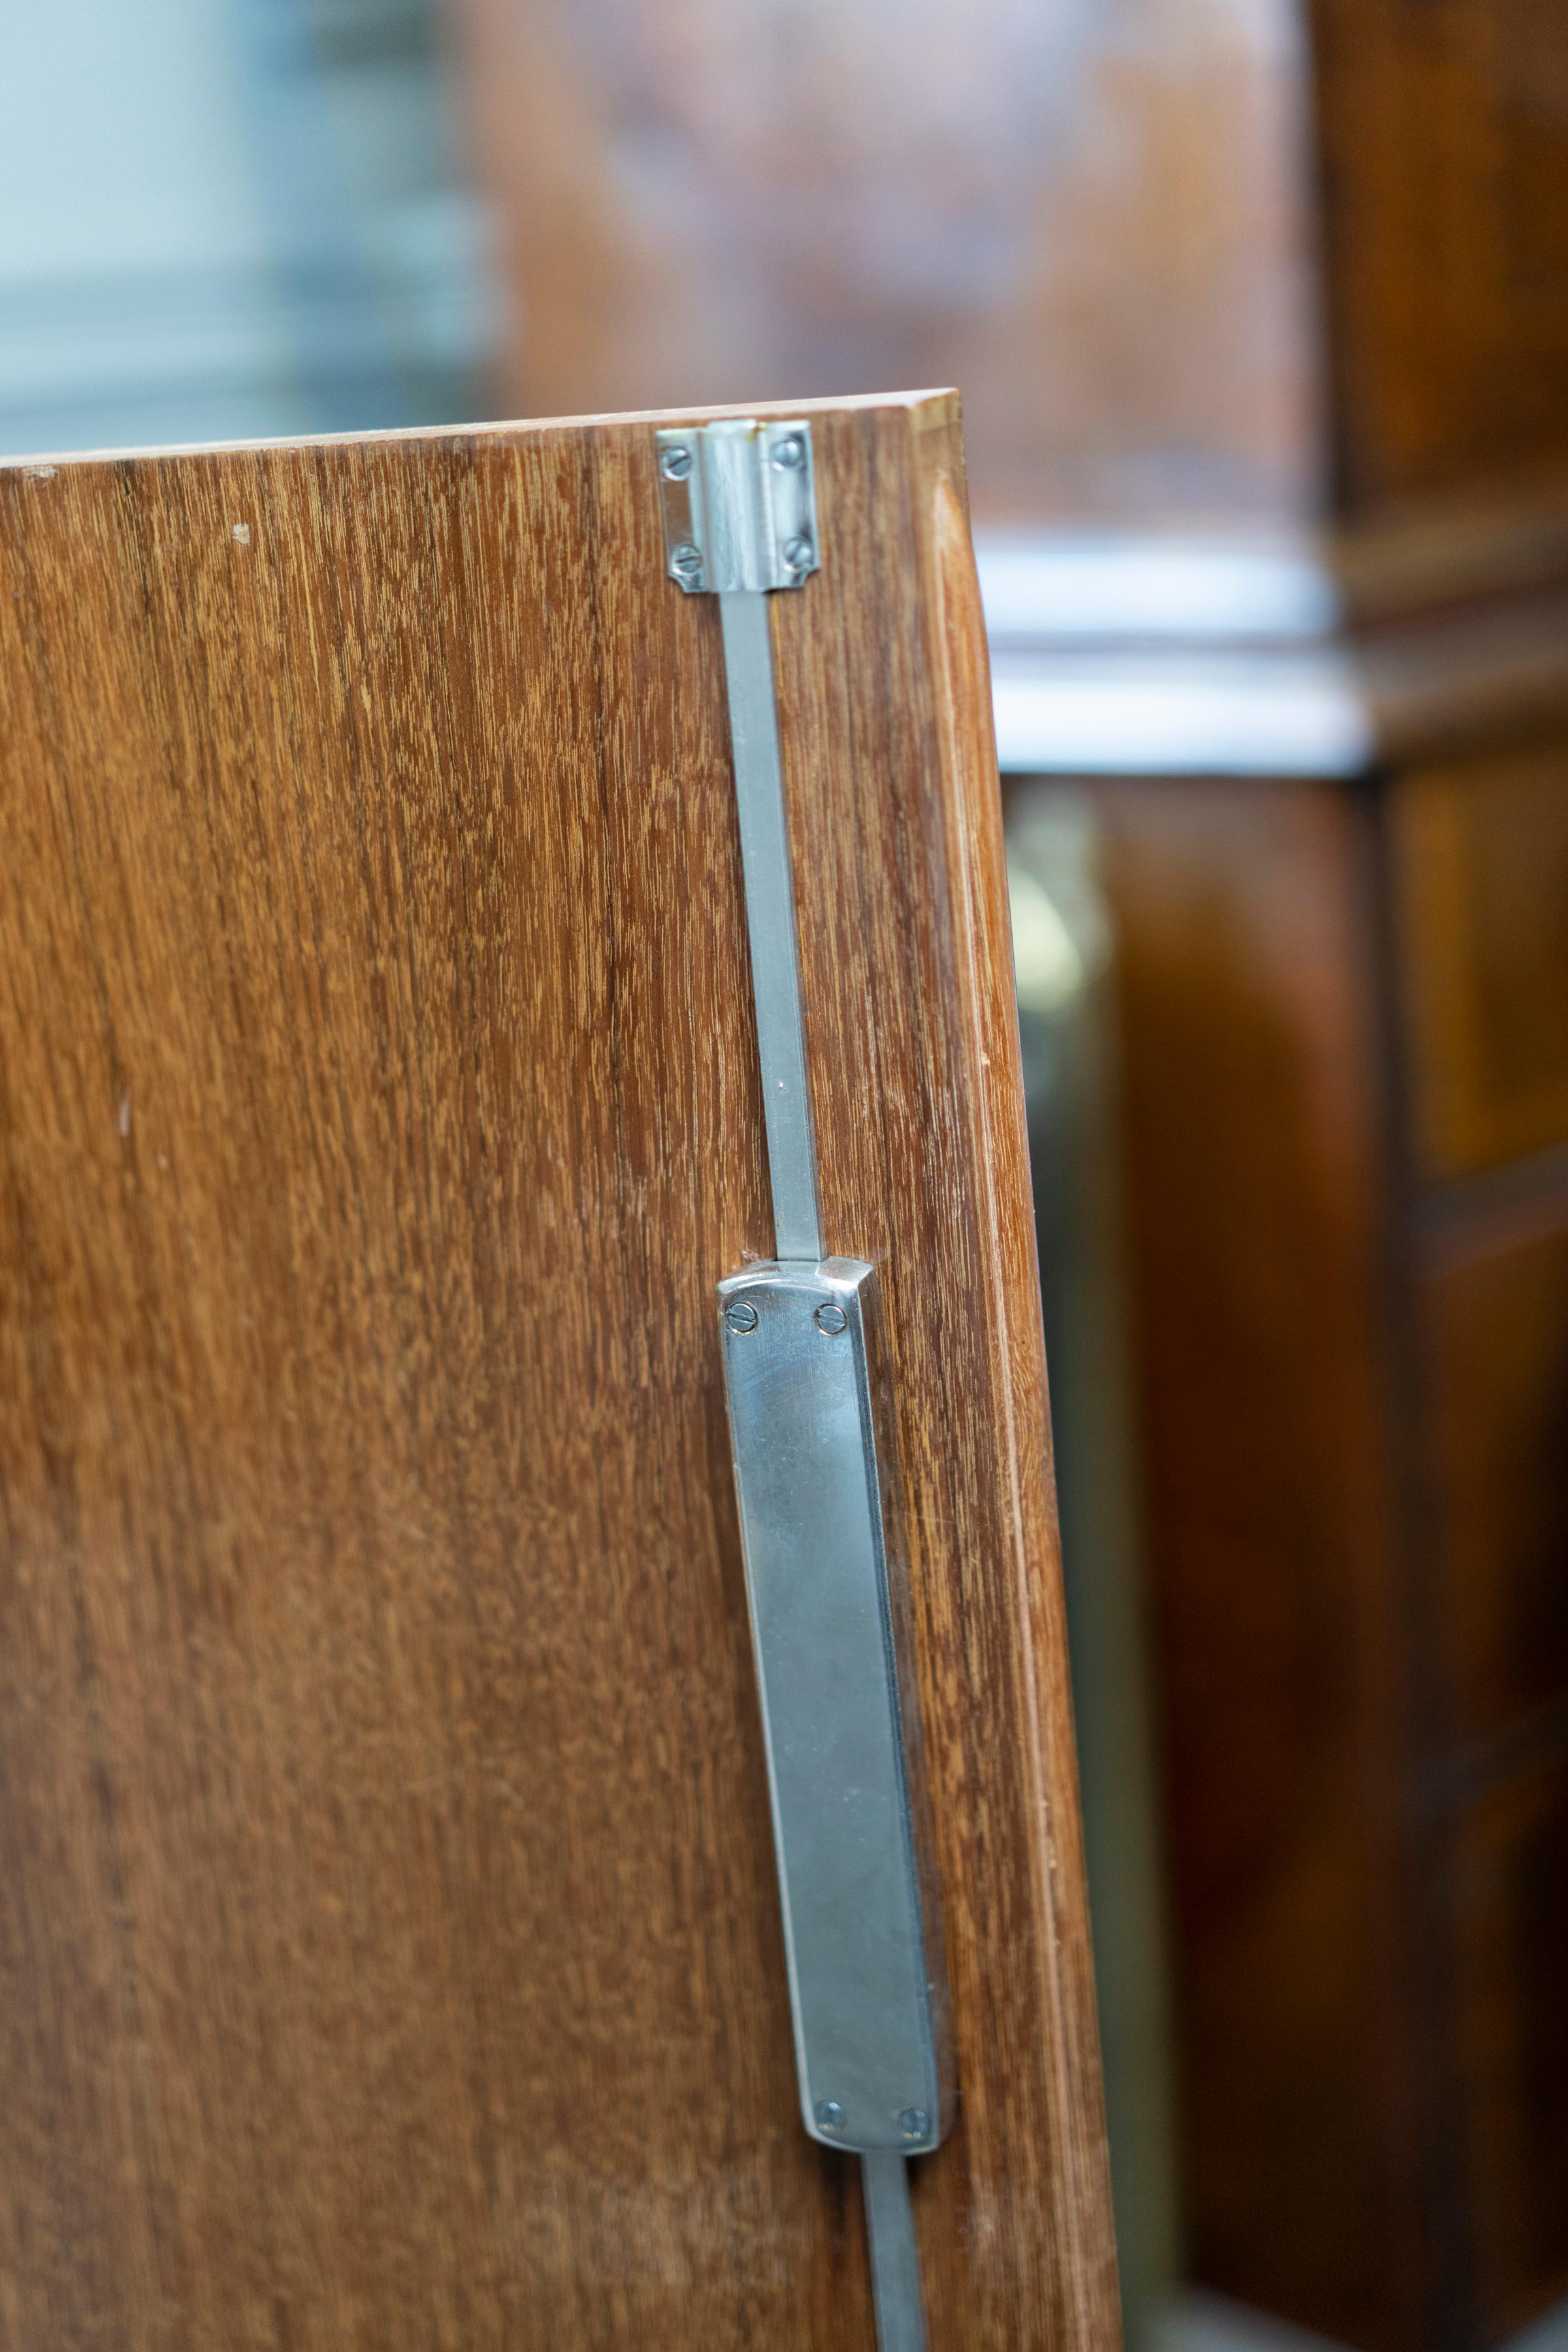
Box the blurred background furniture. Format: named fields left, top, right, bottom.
left=0, top=392, right=1115, bottom=2352
left=1009, top=793, right=1181, bottom=2352
left=981, top=8, right=1568, bottom=2348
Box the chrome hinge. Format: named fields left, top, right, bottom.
left=656, top=417, right=821, bottom=594
left=659, top=420, right=951, bottom=2352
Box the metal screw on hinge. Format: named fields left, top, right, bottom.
left=814, top=2100, right=845, bottom=2133
left=661, top=444, right=694, bottom=480
left=783, top=534, right=814, bottom=572
left=898, top=2108, right=930, bottom=2142
left=814, top=1302, right=847, bottom=1336
left=772, top=434, right=806, bottom=470
left=725, top=1300, right=759, bottom=1334
left=671, top=542, right=704, bottom=583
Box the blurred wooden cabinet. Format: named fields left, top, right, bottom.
left=1064, top=741, right=1568, bottom=2352
left=1006, top=0, right=1568, bottom=2334
left=449, top=0, right=1318, bottom=529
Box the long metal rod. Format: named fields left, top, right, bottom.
left=714, top=583, right=928, bottom=2351
left=862, top=2153, right=928, bottom=2352
left=717, top=589, right=823, bottom=1264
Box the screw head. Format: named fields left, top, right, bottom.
left=661, top=443, right=694, bottom=480
left=813, top=1301, right=847, bottom=1336
left=814, top=2100, right=845, bottom=2134
left=670, top=541, right=704, bottom=581
left=898, top=2108, right=931, bottom=2142
left=783, top=534, right=814, bottom=572
left=724, top=1299, right=759, bottom=1334
left=772, top=434, right=806, bottom=470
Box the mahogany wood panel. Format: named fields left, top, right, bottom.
left=1419, top=1196, right=1568, bottom=1743
left=1452, top=1750, right=1568, bottom=2341
left=1086, top=780, right=1426, bottom=2351
left=0, top=395, right=1115, bottom=2350
left=1393, top=742, right=1568, bottom=1179
left=1308, top=0, right=1568, bottom=517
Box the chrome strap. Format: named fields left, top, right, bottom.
left=657, top=418, right=949, bottom=2351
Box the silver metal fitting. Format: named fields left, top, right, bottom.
left=664, top=411, right=944, bottom=2352
left=655, top=419, right=820, bottom=595
left=717, top=1257, right=953, bottom=2157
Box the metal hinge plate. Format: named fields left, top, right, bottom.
left=717, top=1256, right=950, bottom=2155
left=655, top=417, right=820, bottom=594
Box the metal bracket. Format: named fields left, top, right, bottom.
left=661, top=420, right=950, bottom=2352
left=717, top=1257, right=949, bottom=2156
left=656, top=418, right=820, bottom=594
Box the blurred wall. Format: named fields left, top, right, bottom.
left=0, top=0, right=491, bottom=455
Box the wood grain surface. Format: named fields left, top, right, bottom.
left=0, top=393, right=1115, bottom=2350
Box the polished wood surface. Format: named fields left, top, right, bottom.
left=1086, top=779, right=1422, bottom=2352
left=0, top=393, right=1115, bottom=2349
left=1394, top=744, right=1568, bottom=1179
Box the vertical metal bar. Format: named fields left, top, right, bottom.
left=862, top=2153, right=928, bottom=2352
left=670, top=433, right=935, bottom=2351
left=717, top=588, right=823, bottom=1264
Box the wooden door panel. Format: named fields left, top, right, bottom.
left=0, top=397, right=1113, bottom=2349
